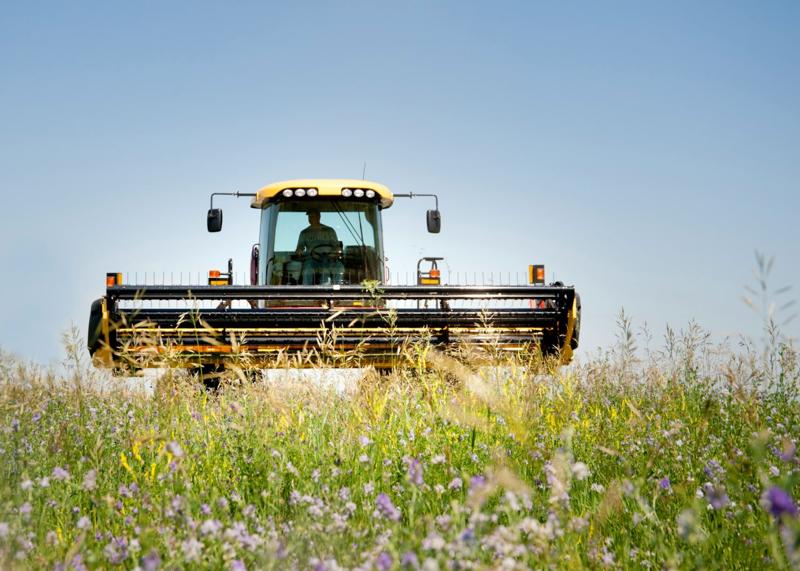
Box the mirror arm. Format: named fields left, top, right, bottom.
left=393, top=192, right=439, bottom=210
left=209, top=191, right=257, bottom=209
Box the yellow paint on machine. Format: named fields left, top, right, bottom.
left=559, top=296, right=578, bottom=364
left=251, top=179, right=394, bottom=209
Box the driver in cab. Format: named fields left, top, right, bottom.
left=295, top=209, right=344, bottom=285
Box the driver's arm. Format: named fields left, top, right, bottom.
left=295, top=231, right=306, bottom=255
left=328, top=228, right=340, bottom=249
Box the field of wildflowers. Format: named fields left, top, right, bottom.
left=1, top=321, right=799, bottom=570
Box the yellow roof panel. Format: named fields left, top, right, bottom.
left=252, top=179, right=393, bottom=208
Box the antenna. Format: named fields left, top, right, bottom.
left=362, top=162, right=367, bottom=180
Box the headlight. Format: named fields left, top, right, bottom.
left=294, top=188, right=306, bottom=197
left=365, top=189, right=375, bottom=198
left=307, top=188, right=318, bottom=197
left=353, top=189, right=365, bottom=198
left=341, top=188, right=353, bottom=197
left=281, top=189, right=293, bottom=197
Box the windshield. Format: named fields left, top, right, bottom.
left=260, top=200, right=384, bottom=285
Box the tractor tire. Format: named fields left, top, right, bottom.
left=87, top=298, right=104, bottom=356
left=199, top=364, right=225, bottom=391
left=571, top=292, right=581, bottom=350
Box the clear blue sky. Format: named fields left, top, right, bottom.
left=1, top=1, right=797, bottom=364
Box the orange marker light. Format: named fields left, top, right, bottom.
left=209, top=270, right=221, bottom=278
left=106, top=273, right=122, bottom=287
left=430, top=268, right=441, bottom=278
left=528, top=264, right=546, bottom=285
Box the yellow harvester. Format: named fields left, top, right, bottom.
left=88, top=179, right=580, bottom=371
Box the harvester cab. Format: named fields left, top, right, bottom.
left=88, top=178, right=580, bottom=372
left=208, top=181, right=438, bottom=290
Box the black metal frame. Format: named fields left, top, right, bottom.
left=107, top=284, right=572, bottom=302
left=101, top=284, right=575, bottom=361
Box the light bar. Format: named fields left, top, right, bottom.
left=295, top=188, right=306, bottom=197
left=353, top=189, right=365, bottom=198
left=341, top=188, right=353, bottom=197
left=282, top=189, right=293, bottom=197
left=307, top=188, right=318, bottom=197
left=365, top=189, right=375, bottom=198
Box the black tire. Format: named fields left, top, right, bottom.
left=87, top=298, right=104, bottom=356
left=199, top=364, right=224, bottom=391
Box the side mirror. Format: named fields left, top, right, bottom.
left=426, top=209, right=441, bottom=234
left=250, top=244, right=259, bottom=285
left=207, top=209, right=223, bottom=232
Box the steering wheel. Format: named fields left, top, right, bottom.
left=309, top=243, right=340, bottom=262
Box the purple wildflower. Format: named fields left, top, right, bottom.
left=448, top=477, right=463, bottom=490
left=200, top=519, right=222, bottom=536
left=703, top=460, right=724, bottom=480
left=104, top=537, right=128, bottom=565
left=200, top=503, right=212, bottom=516
left=401, top=551, right=419, bottom=568
left=167, top=441, right=184, bottom=458
left=69, top=554, right=88, bottom=571
left=703, top=483, right=730, bottom=509
left=375, top=493, right=401, bottom=521
left=406, top=457, right=424, bottom=486
left=181, top=538, right=203, bottom=562
left=469, top=475, right=487, bottom=493
left=52, top=467, right=70, bottom=481
left=230, top=560, right=246, bottom=571
left=77, top=516, right=91, bottom=530
left=780, top=442, right=796, bottom=463
left=141, top=550, right=161, bottom=571
left=659, top=477, right=671, bottom=490
left=82, top=470, right=97, bottom=491
left=376, top=552, right=393, bottom=571
left=764, top=486, right=798, bottom=520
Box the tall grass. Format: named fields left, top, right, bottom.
left=0, top=316, right=798, bottom=570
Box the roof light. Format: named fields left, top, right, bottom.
left=341, top=188, right=353, bottom=197
left=294, top=188, right=306, bottom=197
left=353, top=189, right=365, bottom=198
left=307, top=188, right=318, bottom=197
left=365, top=189, right=376, bottom=198
left=282, top=189, right=293, bottom=197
